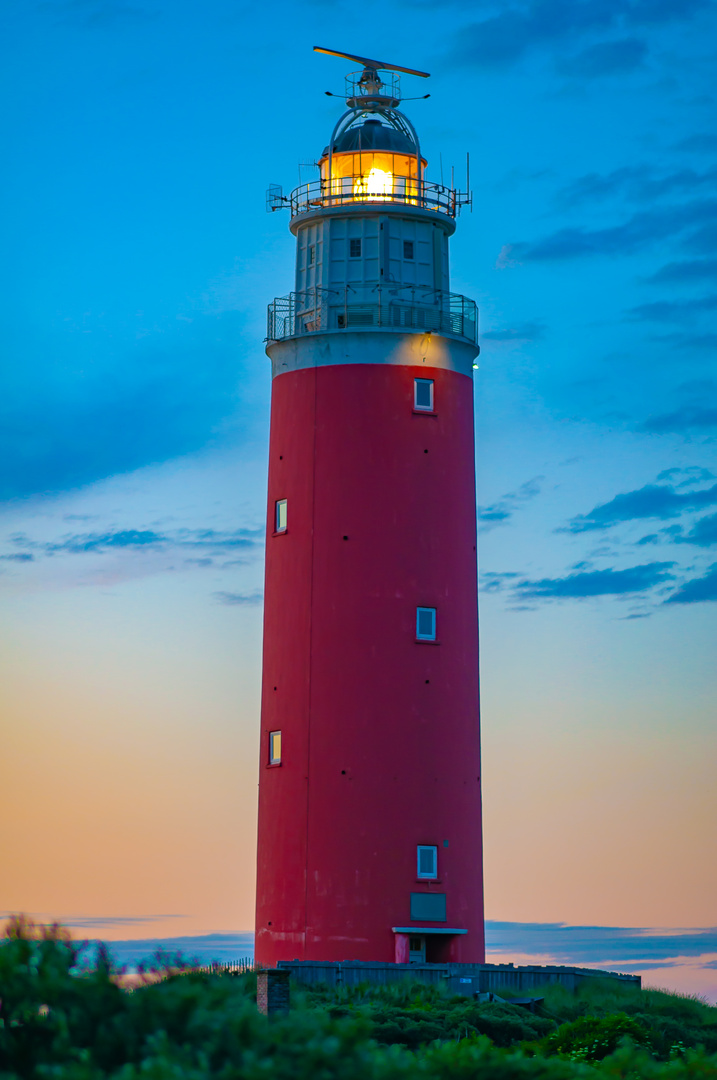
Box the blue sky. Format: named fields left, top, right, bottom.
left=1, top=0, right=716, bottom=999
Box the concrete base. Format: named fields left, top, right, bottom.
left=276, top=960, right=640, bottom=996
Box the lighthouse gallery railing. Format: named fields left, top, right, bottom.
left=267, top=286, right=478, bottom=344
left=289, top=176, right=464, bottom=219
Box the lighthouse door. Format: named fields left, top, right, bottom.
left=408, top=935, right=426, bottom=963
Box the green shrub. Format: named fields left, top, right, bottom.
left=539, top=1012, right=651, bottom=1061
left=3, top=917, right=717, bottom=1080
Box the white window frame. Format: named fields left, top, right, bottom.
left=416, top=606, right=436, bottom=641
left=414, top=378, right=434, bottom=412
left=349, top=237, right=362, bottom=258
left=275, top=499, right=287, bottom=534
left=269, top=730, right=282, bottom=765
left=417, top=845, right=438, bottom=879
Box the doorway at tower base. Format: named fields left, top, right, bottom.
left=275, top=960, right=641, bottom=997
left=393, top=928, right=467, bottom=965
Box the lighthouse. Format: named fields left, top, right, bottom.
left=255, top=48, right=484, bottom=968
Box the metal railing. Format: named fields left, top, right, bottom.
left=267, top=286, right=478, bottom=343
left=289, top=177, right=467, bottom=219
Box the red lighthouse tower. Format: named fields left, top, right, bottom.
left=255, top=48, right=484, bottom=967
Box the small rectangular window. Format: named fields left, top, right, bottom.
left=414, top=378, right=434, bottom=411
left=275, top=499, right=287, bottom=533
left=349, top=238, right=362, bottom=258
left=269, top=730, right=282, bottom=765
left=308, top=245, right=315, bottom=265
left=403, top=240, right=414, bottom=260
left=417, top=845, right=438, bottom=879
left=416, top=607, right=436, bottom=641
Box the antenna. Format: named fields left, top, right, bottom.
left=313, top=46, right=430, bottom=78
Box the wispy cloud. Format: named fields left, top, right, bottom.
left=665, top=563, right=717, bottom=604
left=643, top=404, right=717, bottom=433
left=514, top=561, right=674, bottom=600
left=40, top=0, right=157, bottom=30
left=627, top=295, right=717, bottom=323
left=678, top=513, right=717, bottom=547
left=6, top=526, right=262, bottom=560
left=646, top=259, right=717, bottom=285
left=478, top=476, right=544, bottom=530
left=558, top=166, right=717, bottom=208
left=445, top=0, right=708, bottom=71
left=482, top=321, right=545, bottom=342
left=564, top=481, right=717, bottom=533
left=480, top=571, right=520, bottom=593
left=512, top=199, right=717, bottom=262
left=557, top=37, right=647, bottom=77
left=213, top=590, right=263, bottom=606
left=486, top=921, right=717, bottom=966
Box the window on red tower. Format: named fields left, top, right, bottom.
left=269, top=731, right=282, bottom=765
left=414, top=378, right=434, bottom=411
left=416, top=607, right=436, bottom=641
left=275, top=499, right=287, bottom=533
left=417, top=845, right=438, bottom=878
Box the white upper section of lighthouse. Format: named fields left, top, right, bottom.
left=266, top=49, right=478, bottom=353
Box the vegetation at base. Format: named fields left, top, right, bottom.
left=2, top=916, right=717, bottom=1079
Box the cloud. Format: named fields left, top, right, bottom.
left=646, top=259, right=717, bottom=284
left=682, top=221, right=717, bottom=256
left=478, top=476, right=544, bottom=529
left=514, top=561, right=674, bottom=599
left=557, top=37, right=647, bottom=77
left=650, top=330, right=717, bottom=352
left=482, top=321, right=545, bottom=342
left=0, top=552, right=34, bottom=562
left=565, top=482, right=717, bottom=532
left=6, top=526, right=261, bottom=560
left=558, top=166, right=717, bottom=208
left=213, top=590, right=263, bottom=606
left=675, top=134, right=717, bottom=154
left=485, top=921, right=717, bottom=965
left=480, top=571, right=520, bottom=593
left=627, top=295, right=717, bottom=323
left=0, top=312, right=256, bottom=503
left=656, top=466, right=716, bottom=486
left=445, top=0, right=708, bottom=71
left=41, top=0, right=156, bottom=29
left=643, top=404, right=717, bottom=433
left=664, top=563, right=717, bottom=604
left=678, top=513, right=717, bottom=547
left=512, top=199, right=717, bottom=261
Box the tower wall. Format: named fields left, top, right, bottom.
left=255, top=332, right=484, bottom=966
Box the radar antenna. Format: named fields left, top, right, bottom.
left=313, top=46, right=430, bottom=79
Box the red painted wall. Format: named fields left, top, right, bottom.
left=255, top=359, right=484, bottom=965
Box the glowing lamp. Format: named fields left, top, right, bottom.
left=319, top=118, right=426, bottom=207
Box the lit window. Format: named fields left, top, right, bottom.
left=417, top=845, right=438, bottom=879
left=349, top=238, right=362, bottom=258
left=414, top=378, right=434, bottom=411
left=308, top=245, right=315, bottom=265
left=269, top=730, right=282, bottom=765
left=416, top=607, right=436, bottom=641
left=275, top=499, right=287, bottom=533
left=403, top=240, right=414, bottom=260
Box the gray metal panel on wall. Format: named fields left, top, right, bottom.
left=410, top=892, right=447, bottom=922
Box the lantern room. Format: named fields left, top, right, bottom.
left=319, top=116, right=425, bottom=204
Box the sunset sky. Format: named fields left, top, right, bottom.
left=2, top=0, right=716, bottom=999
